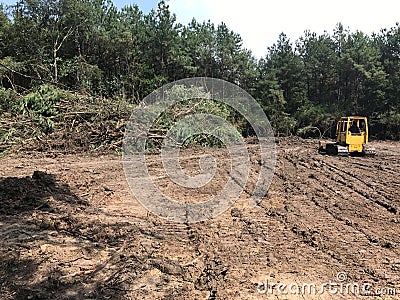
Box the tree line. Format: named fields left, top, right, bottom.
left=0, top=0, right=399, bottom=139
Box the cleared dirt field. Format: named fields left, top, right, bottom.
left=1, top=138, right=399, bottom=299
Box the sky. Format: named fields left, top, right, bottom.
left=165, top=0, right=400, bottom=58
left=2, top=0, right=400, bottom=58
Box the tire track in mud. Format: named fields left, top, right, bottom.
left=325, top=158, right=400, bottom=203
left=133, top=148, right=285, bottom=299
left=291, top=147, right=399, bottom=213
left=346, top=159, right=400, bottom=177
left=308, top=171, right=399, bottom=251
left=294, top=152, right=400, bottom=247
left=273, top=153, right=366, bottom=261
left=272, top=148, right=400, bottom=284
left=143, top=218, right=252, bottom=298
left=311, top=160, right=398, bottom=214
left=135, top=220, right=226, bottom=298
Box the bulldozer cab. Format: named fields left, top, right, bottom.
left=336, top=116, right=369, bottom=152
left=319, top=116, right=375, bottom=156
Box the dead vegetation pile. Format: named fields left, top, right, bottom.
left=0, top=85, right=133, bottom=155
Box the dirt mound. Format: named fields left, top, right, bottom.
left=0, top=171, right=83, bottom=215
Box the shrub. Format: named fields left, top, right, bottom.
left=16, top=84, right=64, bottom=117
left=0, top=87, right=18, bottom=113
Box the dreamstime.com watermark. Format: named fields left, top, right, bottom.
left=123, top=77, right=276, bottom=223
left=257, top=272, right=399, bottom=297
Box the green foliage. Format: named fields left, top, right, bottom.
left=17, top=84, right=63, bottom=117
left=149, top=85, right=241, bottom=149
left=294, top=102, right=340, bottom=138
left=0, top=87, right=18, bottom=112
left=0, top=0, right=400, bottom=140
left=271, top=113, right=297, bottom=136
left=377, top=111, right=400, bottom=140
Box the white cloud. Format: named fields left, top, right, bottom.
left=167, top=0, right=210, bottom=23
left=167, top=0, right=400, bottom=58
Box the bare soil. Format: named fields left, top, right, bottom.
left=1, top=138, right=399, bottom=299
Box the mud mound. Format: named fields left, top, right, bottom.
left=0, top=171, right=84, bottom=215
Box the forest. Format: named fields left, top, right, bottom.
left=0, top=0, right=400, bottom=151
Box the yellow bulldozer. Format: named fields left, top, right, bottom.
left=319, top=116, right=376, bottom=156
